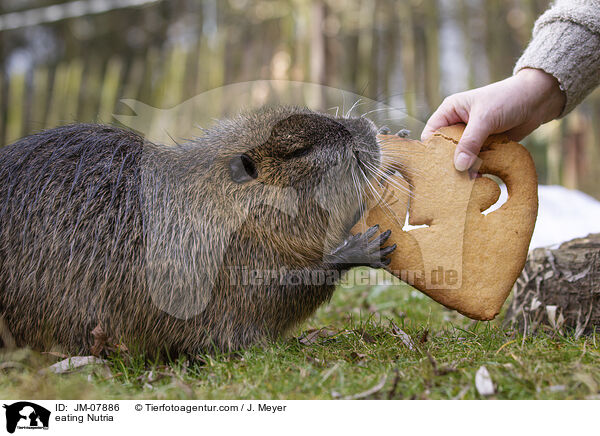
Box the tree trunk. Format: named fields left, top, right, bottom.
left=505, top=233, right=600, bottom=337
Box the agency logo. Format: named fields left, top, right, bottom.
left=2, top=402, right=50, bottom=433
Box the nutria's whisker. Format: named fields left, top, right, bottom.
left=362, top=162, right=416, bottom=200
left=359, top=107, right=390, bottom=118
left=359, top=163, right=410, bottom=226
left=365, top=169, right=410, bottom=192
left=355, top=145, right=417, bottom=159
left=363, top=159, right=422, bottom=186
left=376, top=138, right=425, bottom=148
left=327, top=105, right=340, bottom=117
left=345, top=98, right=363, bottom=118
left=360, top=172, right=406, bottom=230
left=378, top=196, right=408, bottom=229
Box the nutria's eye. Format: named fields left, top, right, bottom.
left=229, top=153, right=258, bottom=183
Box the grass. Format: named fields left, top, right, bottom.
left=1, top=270, right=599, bottom=400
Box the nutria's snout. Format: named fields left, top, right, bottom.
left=335, top=115, right=379, bottom=146
left=259, top=110, right=381, bottom=188
left=267, top=111, right=378, bottom=150
left=334, top=115, right=380, bottom=171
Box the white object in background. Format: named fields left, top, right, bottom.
left=530, top=185, right=600, bottom=250
left=475, top=366, right=495, bottom=396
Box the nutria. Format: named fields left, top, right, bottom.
left=0, top=106, right=396, bottom=356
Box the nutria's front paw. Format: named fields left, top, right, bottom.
left=328, top=225, right=396, bottom=270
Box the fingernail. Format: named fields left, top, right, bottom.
left=455, top=152, right=473, bottom=172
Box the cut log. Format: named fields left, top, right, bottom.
left=505, top=233, right=600, bottom=336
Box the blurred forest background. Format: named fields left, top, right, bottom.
left=0, top=0, right=598, bottom=198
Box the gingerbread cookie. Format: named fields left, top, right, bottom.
left=353, top=125, right=538, bottom=320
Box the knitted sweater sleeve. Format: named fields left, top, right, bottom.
left=514, top=0, right=600, bottom=116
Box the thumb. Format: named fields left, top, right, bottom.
left=453, top=116, right=491, bottom=171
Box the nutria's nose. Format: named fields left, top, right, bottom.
left=336, top=116, right=379, bottom=142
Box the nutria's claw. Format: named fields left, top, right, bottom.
left=379, top=243, right=397, bottom=258
left=378, top=229, right=392, bottom=245
left=328, top=225, right=396, bottom=270
left=363, top=224, right=380, bottom=239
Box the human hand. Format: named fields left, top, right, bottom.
left=421, top=68, right=566, bottom=171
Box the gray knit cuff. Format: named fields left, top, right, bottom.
left=514, top=21, right=600, bottom=117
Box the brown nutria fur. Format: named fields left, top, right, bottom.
left=0, top=106, right=395, bottom=356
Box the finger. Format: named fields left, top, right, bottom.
left=421, top=97, right=467, bottom=141
left=422, top=109, right=464, bottom=141
left=454, top=115, right=492, bottom=171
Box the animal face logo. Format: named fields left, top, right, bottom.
left=2, top=402, right=50, bottom=433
